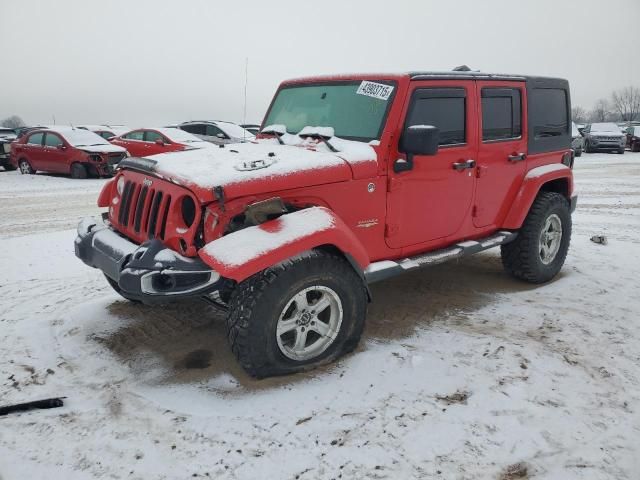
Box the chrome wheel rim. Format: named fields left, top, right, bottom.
left=19, top=161, right=30, bottom=174
left=539, top=213, right=563, bottom=265
left=276, top=285, right=343, bottom=361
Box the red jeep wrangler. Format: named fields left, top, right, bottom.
left=76, top=71, right=576, bottom=378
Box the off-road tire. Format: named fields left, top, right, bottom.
left=104, top=274, right=140, bottom=303
left=501, top=191, right=571, bottom=284
left=71, top=162, right=88, bottom=179
left=226, top=249, right=367, bottom=378
left=18, top=158, right=35, bottom=174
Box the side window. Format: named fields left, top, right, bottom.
left=98, top=131, right=114, bottom=139
left=530, top=88, right=568, bottom=138
left=481, top=88, right=522, bottom=141
left=405, top=88, right=466, bottom=146
left=181, top=124, right=206, bottom=135
left=124, top=130, right=145, bottom=141
left=44, top=133, right=64, bottom=147
left=144, top=131, right=166, bottom=143
left=205, top=125, right=228, bottom=138
left=27, top=132, right=44, bottom=145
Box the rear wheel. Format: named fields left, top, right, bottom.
left=225, top=250, right=367, bottom=378
left=501, top=192, right=571, bottom=284
left=18, top=158, right=35, bottom=175
left=71, top=162, right=88, bottom=179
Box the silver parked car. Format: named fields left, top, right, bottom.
left=583, top=122, right=626, bottom=154
left=175, top=120, right=255, bottom=145
left=571, top=122, right=584, bottom=157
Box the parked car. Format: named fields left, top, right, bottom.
left=571, top=122, right=584, bottom=157
left=14, top=126, right=44, bottom=139
left=10, top=126, right=128, bottom=178
left=240, top=124, right=261, bottom=136
left=175, top=120, right=255, bottom=145
left=583, top=122, right=626, bottom=154
left=109, top=127, right=210, bottom=157
left=625, top=125, right=640, bottom=152
left=78, top=125, right=132, bottom=140
left=76, top=71, right=576, bottom=378
left=0, top=127, right=17, bottom=170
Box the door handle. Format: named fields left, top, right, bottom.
left=508, top=153, right=526, bottom=162
left=452, top=159, right=476, bottom=171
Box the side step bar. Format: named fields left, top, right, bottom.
left=364, top=231, right=517, bottom=284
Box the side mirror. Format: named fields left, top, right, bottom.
left=395, top=125, right=440, bottom=173
left=402, top=125, right=440, bottom=155
left=155, top=138, right=165, bottom=146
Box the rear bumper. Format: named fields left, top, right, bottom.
left=75, top=216, right=222, bottom=304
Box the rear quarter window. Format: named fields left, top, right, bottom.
left=526, top=79, right=571, bottom=154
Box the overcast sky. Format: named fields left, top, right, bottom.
left=1, top=0, right=639, bottom=127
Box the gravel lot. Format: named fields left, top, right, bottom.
left=1, top=153, right=639, bottom=479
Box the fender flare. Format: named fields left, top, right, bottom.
left=198, top=206, right=370, bottom=283
left=502, top=164, right=573, bottom=229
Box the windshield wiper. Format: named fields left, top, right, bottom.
left=299, top=133, right=338, bottom=152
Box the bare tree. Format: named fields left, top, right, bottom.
left=590, top=99, right=611, bottom=123
left=1, top=115, right=25, bottom=129
left=611, top=86, right=640, bottom=122
left=571, top=106, right=588, bottom=124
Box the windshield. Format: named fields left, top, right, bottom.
left=591, top=123, right=620, bottom=133
left=60, top=128, right=111, bottom=146
left=263, top=81, right=396, bottom=141
left=159, top=127, right=205, bottom=143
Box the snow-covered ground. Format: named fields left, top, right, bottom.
left=1, top=154, right=639, bottom=479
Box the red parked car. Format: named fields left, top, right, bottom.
left=77, top=71, right=576, bottom=378
left=11, top=126, right=128, bottom=178
left=109, top=127, right=209, bottom=157
left=625, top=125, right=640, bottom=152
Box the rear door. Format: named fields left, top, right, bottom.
left=24, top=132, right=45, bottom=169
left=473, top=81, right=527, bottom=228
left=115, top=130, right=145, bottom=156
left=386, top=80, right=478, bottom=248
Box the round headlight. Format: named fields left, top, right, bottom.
left=117, top=176, right=125, bottom=196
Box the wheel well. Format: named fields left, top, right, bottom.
left=539, top=178, right=569, bottom=199
left=315, top=244, right=372, bottom=302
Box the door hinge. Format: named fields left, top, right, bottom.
left=385, top=224, right=400, bottom=237
left=387, top=177, right=402, bottom=192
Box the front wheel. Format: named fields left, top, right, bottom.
left=501, top=192, right=571, bottom=284
left=225, top=250, right=367, bottom=378
left=71, top=162, right=88, bottom=179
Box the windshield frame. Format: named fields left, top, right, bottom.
left=262, top=80, right=398, bottom=142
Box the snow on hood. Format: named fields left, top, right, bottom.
left=143, top=133, right=377, bottom=200
left=78, top=144, right=127, bottom=154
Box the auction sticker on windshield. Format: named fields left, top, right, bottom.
left=356, top=81, right=394, bottom=101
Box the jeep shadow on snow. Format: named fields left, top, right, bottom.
left=93, top=249, right=546, bottom=391
left=77, top=69, right=577, bottom=379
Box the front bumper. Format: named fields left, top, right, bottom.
left=75, top=216, right=221, bottom=304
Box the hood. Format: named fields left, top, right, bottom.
left=77, top=144, right=128, bottom=154
left=132, top=135, right=378, bottom=203
left=590, top=131, right=624, bottom=138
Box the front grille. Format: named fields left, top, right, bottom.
left=594, top=136, right=621, bottom=142
left=117, top=180, right=173, bottom=240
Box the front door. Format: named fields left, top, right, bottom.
left=473, top=81, right=527, bottom=227
left=386, top=81, right=478, bottom=249
left=42, top=132, right=69, bottom=173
